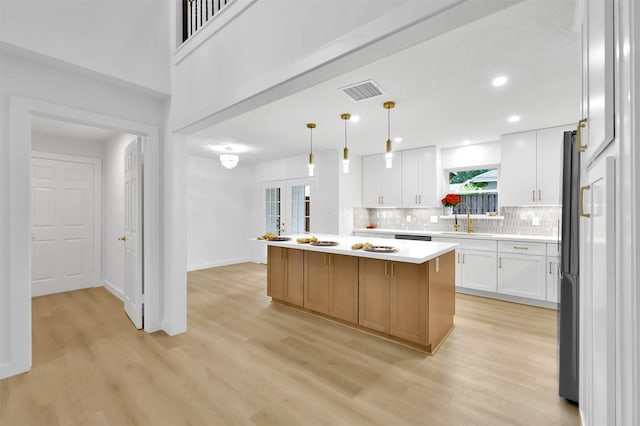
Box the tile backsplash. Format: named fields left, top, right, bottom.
left=354, top=206, right=561, bottom=237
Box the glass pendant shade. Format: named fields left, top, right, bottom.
left=219, top=147, right=239, bottom=169
left=383, top=101, right=395, bottom=168
left=341, top=113, right=351, bottom=174
left=307, top=123, right=316, bottom=176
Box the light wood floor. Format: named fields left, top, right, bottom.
left=1, top=263, right=579, bottom=425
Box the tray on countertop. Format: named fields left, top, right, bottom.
left=363, top=245, right=398, bottom=253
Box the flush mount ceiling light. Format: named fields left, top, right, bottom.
left=508, top=115, right=521, bottom=123
left=341, top=113, right=351, bottom=174
left=307, top=123, right=316, bottom=177
left=492, top=75, right=508, bottom=87
left=383, top=101, right=396, bottom=168
left=219, top=146, right=239, bottom=169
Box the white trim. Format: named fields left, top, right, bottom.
left=30, top=151, right=103, bottom=295
left=5, top=95, right=163, bottom=379
left=102, top=279, right=124, bottom=301
left=186, top=258, right=252, bottom=272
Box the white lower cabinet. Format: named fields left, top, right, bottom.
left=457, top=249, right=497, bottom=292
left=546, top=255, right=560, bottom=303
left=497, top=241, right=547, bottom=301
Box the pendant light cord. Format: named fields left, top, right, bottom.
left=310, top=127, right=313, bottom=155
left=387, top=107, right=391, bottom=140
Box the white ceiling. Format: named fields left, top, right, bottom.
left=187, top=0, right=581, bottom=163
left=31, top=115, right=120, bottom=143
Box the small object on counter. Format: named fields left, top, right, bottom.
left=309, top=236, right=318, bottom=243
left=351, top=243, right=364, bottom=250
left=257, top=232, right=278, bottom=240
left=296, top=237, right=311, bottom=244
left=310, top=241, right=339, bottom=246
left=363, top=242, right=373, bottom=249
left=268, top=237, right=291, bottom=241
left=363, top=245, right=398, bottom=253
left=365, top=225, right=376, bottom=229
left=485, top=211, right=497, bottom=216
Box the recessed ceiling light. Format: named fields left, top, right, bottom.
left=508, top=115, right=521, bottom=123
left=394, top=137, right=403, bottom=143
left=350, top=115, right=360, bottom=122
left=463, top=140, right=471, bottom=146
left=492, top=76, right=508, bottom=87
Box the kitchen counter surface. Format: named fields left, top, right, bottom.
left=354, top=228, right=560, bottom=243
left=264, top=234, right=457, bottom=264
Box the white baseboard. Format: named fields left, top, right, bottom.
left=187, top=258, right=252, bottom=272
left=456, top=287, right=558, bottom=309
left=102, top=280, right=124, bottom=301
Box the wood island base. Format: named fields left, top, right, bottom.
left=267, top=245, right=456, bottom=354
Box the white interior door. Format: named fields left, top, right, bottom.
left=123, top=138, right=143, bottom=329
left=31, top=156, right=98, bottom=296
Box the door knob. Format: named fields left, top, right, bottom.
left=118, top=236, right=126, bottom=241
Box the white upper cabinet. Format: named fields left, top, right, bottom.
left=501, top=126, right=572, bottom=206
left=401, top=147, right=438, bottom=207
left=580, top=0, right=614, bottom=166
left=536, top=126, right=568, bottom=204
left=500, top=131, right=537, bottom=205
left=362, top=153, right=402, bottom=207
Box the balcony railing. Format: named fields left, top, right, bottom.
left=183, top=0, right=233, bottom=42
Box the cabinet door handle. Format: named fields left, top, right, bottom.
left=457, top=253, right=461, bottom=263
left=549, top=261, right=552, bottom=274
left=391, top=262, right=395, bottom=277
left=532, top=190, right=536, bottom=202
left=513, top=246, right=529, bottom=250
left=577, top=118, right=588, bottom=153
left=580, top=185, right=591, bottom=218
left=385, top=261, right=388, bottom=277
left=462, top=254, right=465, bottom=264
left=538, top=190, right=541, bottom=201
left=499, top=257, right=502, bottom=268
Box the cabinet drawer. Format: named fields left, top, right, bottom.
left=498, top=241, right=546, bottom=256
left=462, top=239, right=497, bottom=251
left=546, top=242, right=561, bottom=257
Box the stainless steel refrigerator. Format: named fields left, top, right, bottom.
left=559, top=130, right=579, bottom=403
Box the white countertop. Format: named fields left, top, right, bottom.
left=263, top=234, right=457, bottom=264
left=354, top=228, right=560, bottom=243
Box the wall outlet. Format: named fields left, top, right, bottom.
left=532, top=216, right=540, bottom=226
left=406, top=215, right=411, bottom=222
left=430, top=215, right=439, bottom=223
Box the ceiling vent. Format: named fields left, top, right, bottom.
left=340, top=80, right=384, bottom=102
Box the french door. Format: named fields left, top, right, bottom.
left=263, top=179, right=312, bottom=236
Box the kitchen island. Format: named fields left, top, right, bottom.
left=265, top=235, right=458, bottom=353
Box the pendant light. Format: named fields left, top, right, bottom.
left=341, top=113, right=351, bottom=174
left=307, top=123, right=316, bottom=176
left=219, top=146, right=239, bottom=169
left=383, top=101, right=395, bottom=168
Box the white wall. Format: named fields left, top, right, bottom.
left=0, top=0, right=171, bottom=94
left=102, top=133, right=136, bottom=298
left=338, top=154, right=362, bottom=236
left=31, top=132, right=106, bottom=159
left=186, top=155, right=256, bottom=271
